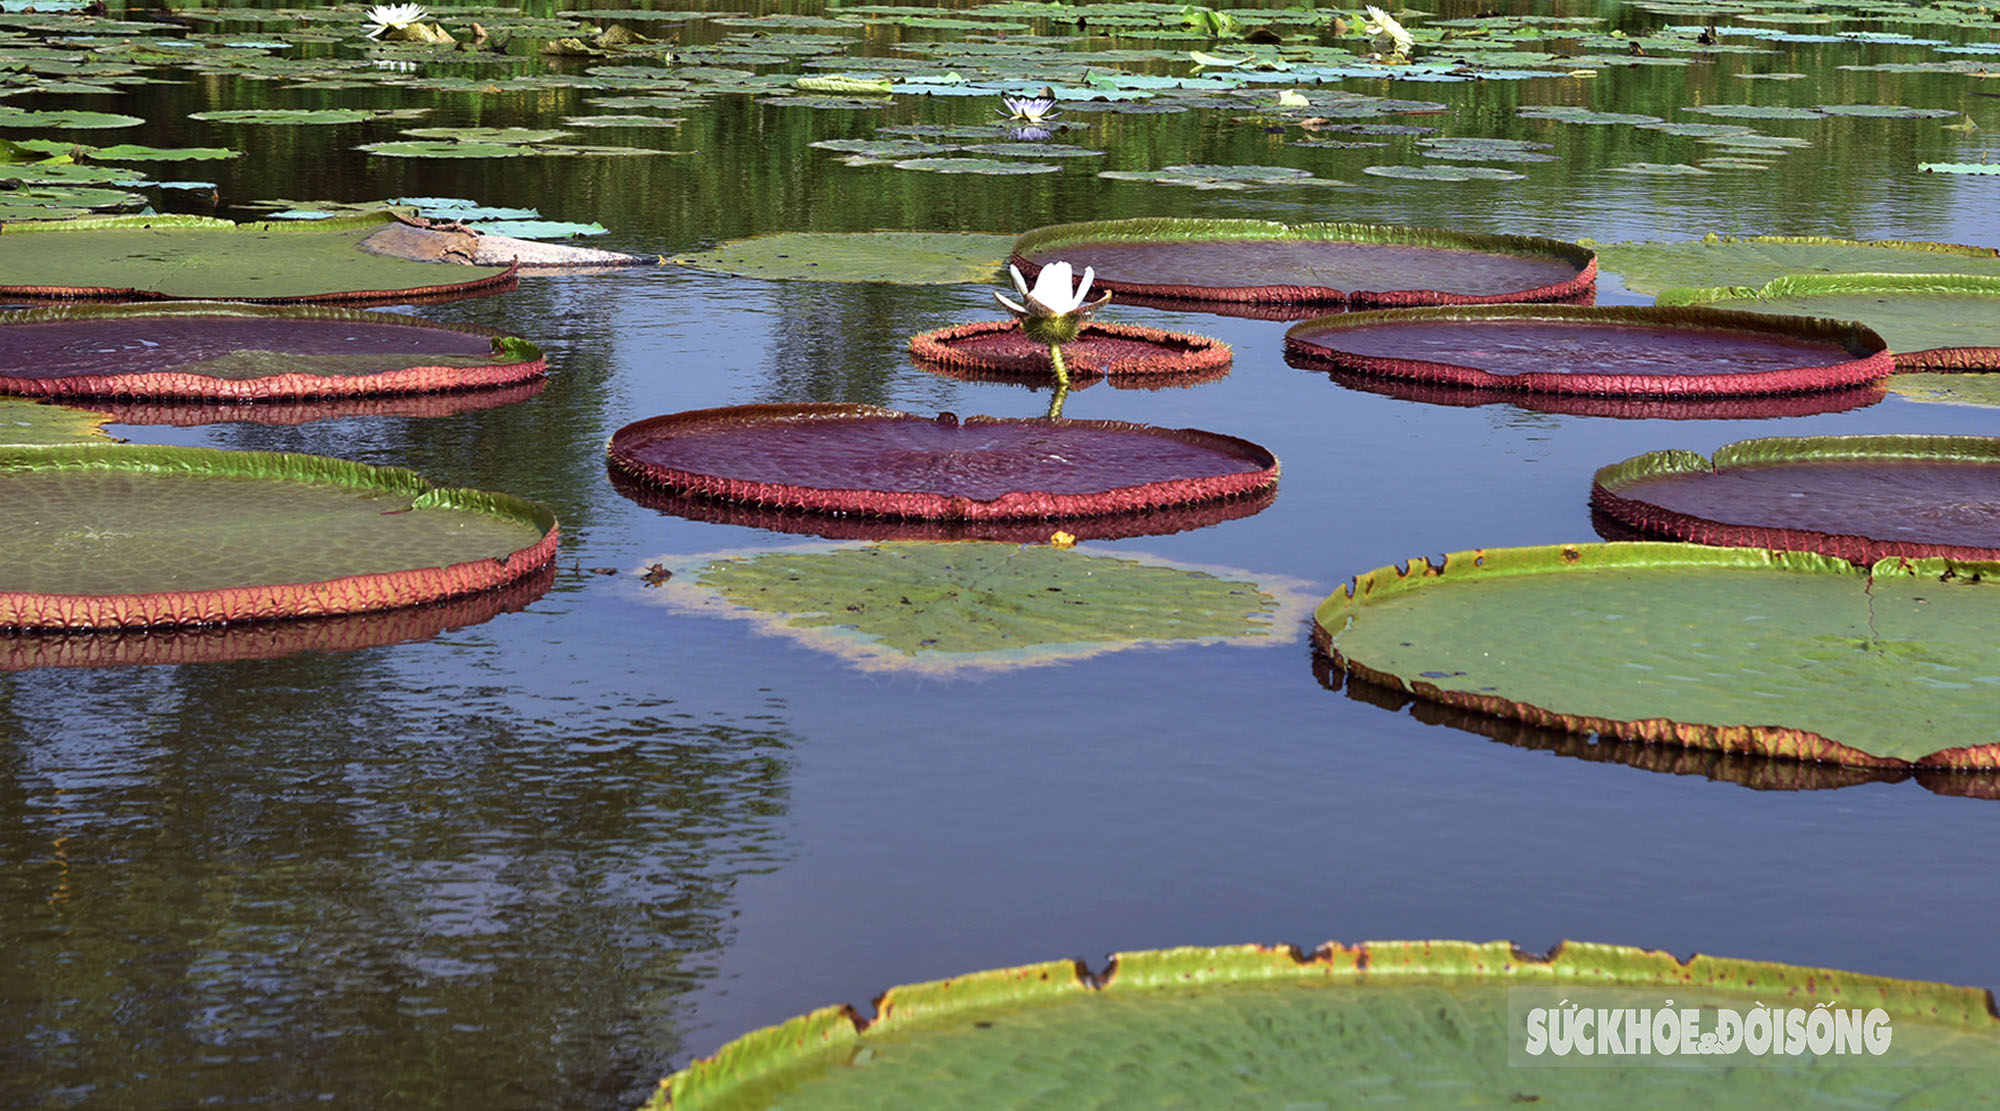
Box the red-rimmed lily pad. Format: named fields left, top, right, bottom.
left=606, top=403, right=1278, bottom=520
left=0, top=562, right=554, bottom=671
left=0, top=303, right=544, bottom=400
left=0, top=211, right=518, bottom=304
left=0, top=444, right=558, bottom=629
left=650, top=939, right=2000, bottom=1110
left=906, top=319, right=1231, bottom=384
left=1593, top=435, right=2000, bottom=565
left=1296, top=356, right=1887, bottom=419
left=1283, top=305, right=1891, bottom=397
left=86, top=381, right=546, bottom=428
left=1316, top=541, right=2000, bottom=769
left=610, top=468, right=1272, bottom=543
left=1655, top=273, right=2000, bottom=371
left=638, top=541, right=1305, bottom=673
left=1010, top=218, right=1596, bottom=307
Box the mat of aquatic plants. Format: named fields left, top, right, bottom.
left=0, top=211, right=517, bottom=303
left=1317, top=542, right=2000, bottom=769
left=1011, top=218, right=1597, bottom=307
left=0, top=303, right=544, bottom=399
left=608, top=403, right=1278, bottom=519
left=642, top=541, right=1301, bottom=673
left=0, top=444, right=557, bottom=628
left=1655, top=274, right=2000, bottom=370
left=1593, top=435, right=2000, bottom=564
left=907, top=319, right=1231, bottom=382
left=653, top=939, right=2000, bottom=1111
left=1284, top=305, right=1890, bottom=397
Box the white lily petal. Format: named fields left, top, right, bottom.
left=1008, top=263, right=1032, bottom=300
left=1030, top=261, right=1076, bottom=314
left=1073, top=265, right=1095, bottom=308
left=995, top=291, right=1028, bottom=316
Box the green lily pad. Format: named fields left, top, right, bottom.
left=890, top=156, right=1060, bottom=175
left=650, top=939, right=2000, bottom=1111
left=0, top=397, right=111, bottom=444
left=1318, top=542, right=2000, bottom=767
left=1363, top=164, right=1526, bottom=180
left=1609, top=161, right=1712, bottom=175
left=1586, top=234, right=2000, bottom=296
left=0, top=211, right=516, bottom=303
left=0, top=106, right=144, bottom=129
left=357, top=140, right=546, bottom=159
left=1097, top=163, right=1344, bottom=189
left=1684, top=103, right=1826, bottom=119
left=64, top=143, right=239, bottom=161
left=0, top=442, right=556, bottom=628
left=1515, top=105, right=1664, bottom=126
left=1890, top=373, right=2000, bottom=408
left=1819, top=103, right=1958, bottom=119
left=644, top=542, right=1302, bottom=673
left=189, top=108, right=429, bottom=124
left=1656, top=273, right=2000, bottom=369
left=1920, top=162, right=2000, bottom=175
left=559, top=113, right=683, bottom=128
left=671, top=231, right=1013, bottom=283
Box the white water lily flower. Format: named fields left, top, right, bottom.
left=1363, top=5, right=1414, bottom=57
left=998, top=92, right=1059, bottom=125
left=364, top=2, right=428, bottom=39
left=995, top=261, right=1113, bottom=347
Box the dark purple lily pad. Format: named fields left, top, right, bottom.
left=906, top=319, right=1231, bottom=383
left=1283, top=305, right=1891, bottom=397
left=1593, top=435, right=2000, bottom=564
left=605, top=403, right=1278, bottom=520
left=0, top=303, right=544, bottom=401
left=1010, top=218, right=1595, bottom=308
left=1298, top=360, right=1887, bottom=420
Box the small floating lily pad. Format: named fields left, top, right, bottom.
left=0, top=444, right=557, bottom=629
left=0, top=303, right=544, bottom=400
left=641, top=541, right=1299, bottom=673
left=1097, top=163, right=1345, bottom=189
left=1317, top=542, right=2000, bottom=768
left=0, top=106, right=145, bottom=129
left=1362, top=164, right=1526, bottom=181
left=672, top=231, right=1012, bottom=283
left=1284, top=305, right=1889, bottom=398
left=607, top=403, right=1278, bottom=520
left=1586, top=234, right=2000, bottom=296
left=890, top=155, right=1060, bottom=175
left=1011, top=218, right=1595, bottom=308
left=0, top=211, right=516, bottom=303
left=1656, top=273, right=2000, bottom=370
left=1593, top=435, right=2000, bottom=564
left=650, top=939, right=2000, bottom=1110
left=908, top=319, right=1231, bottom=383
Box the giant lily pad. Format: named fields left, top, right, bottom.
left=607, top=404, right=1278, bottom=520
left=0, top=211, right=517, bottom=303
left=672, top=231, right=1013, bottom=283
left=1655, top=273, right=2000, bottom=370
left=0, top=303, right=543, bottom=401
left=0, top=444, right=557, bottom=629
left=1585, top=234, right=2000, bottom=296
left=1284, top=305, right=1890, bottom=398
left=650, top=939, right=2000, bottom=1110
left=1593, top=435, right=2000, bottom=565
left=640, top=541, right=1302, bottom=673
left=1, top=563, right=553, bottom=671
left=0, top=396, right=112, bottom=444
left=1891, top=374, right=2000, bottom=409
left=1316, top=542, right=2000, bottom=768
left=86, top=381, right=546, bottom=429
left=1010, top=218, right=1596, bottom=308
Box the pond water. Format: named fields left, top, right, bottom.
left=6, top=1, right=2000, bottom=1107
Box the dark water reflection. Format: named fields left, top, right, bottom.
left=7, top=0, right=2000, bottom=1108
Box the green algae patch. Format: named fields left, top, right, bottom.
left=0, top=211, right=516, bottom=303
left=1586, top=234, right=2000, bottom=296
left=649, top=939, right=2000, bottom=1110
left=672, top=231, right=1013, bottom=283
left=1656, top=273, right=2000, bottom=370
left=0, top=443, right=558, bottom=629
left=1317, top=542, right=2000, bottom=769
left=643, top=541, right=1306, bottom=673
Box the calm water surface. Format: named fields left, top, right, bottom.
left=5, top=1, right=2000, bottom=1107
